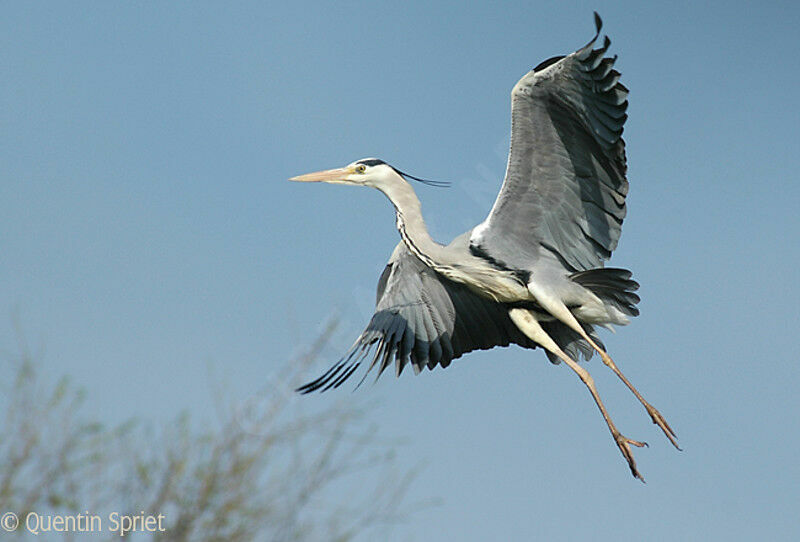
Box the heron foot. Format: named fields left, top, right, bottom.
left=597, top=351, right=681, bottom=452
left=644, top=402, right=681, bottom=450
left=614, top=431, right=647, bottom=482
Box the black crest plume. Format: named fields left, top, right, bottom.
left=356, top=158, right=450, bottom=188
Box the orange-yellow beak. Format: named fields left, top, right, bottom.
left=289, top=167, right=351, bottom=183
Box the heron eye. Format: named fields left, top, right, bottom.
left=355, top=164, right=366, bottom=174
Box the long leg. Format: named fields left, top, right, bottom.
left=527, top=282, right=680, bottom=450
left=509, top=308, right=648, bottom=481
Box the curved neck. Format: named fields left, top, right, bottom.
left=376, top=179, right=447, bottom=267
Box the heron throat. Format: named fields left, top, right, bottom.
left=387, top=185, right=445, bottom=271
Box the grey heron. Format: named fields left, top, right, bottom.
left=290, top=13, right=678, bottom=481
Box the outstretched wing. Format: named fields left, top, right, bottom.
left=297, top=242, right=539, bottom=393
left=470, top=13, right=629, bottom=272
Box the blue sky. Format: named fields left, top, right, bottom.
left=3, top=1, right=800, bottom=540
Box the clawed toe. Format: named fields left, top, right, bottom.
left=645, top=404, right=681, bottom=451
left=595, top=351, right=680, bottom=454
left=614, top=432, right=647, bottom=482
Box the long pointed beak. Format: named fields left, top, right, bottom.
left=289, top=167, right=350, bottom=183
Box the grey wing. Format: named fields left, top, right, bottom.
left=296, top=243, right=539, bottom=393
left=470, top=13, right=629, bottom=272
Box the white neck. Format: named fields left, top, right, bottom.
left=375, top=176, right=447, bottom=268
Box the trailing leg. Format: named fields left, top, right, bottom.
left=509, top=308, right=648, bottom=481
left=527, top=281, right=680, bottom=450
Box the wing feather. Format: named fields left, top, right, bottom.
left=471, top=13, right=629, bottom=272
left=297, top=243, right=542, bottom=393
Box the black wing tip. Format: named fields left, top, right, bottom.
left=295, top=362, right=338, bottom=394
left=295, top=380, right=318, bottom=394
left=295, top=359, right=357, bottom=394
left=533, top=55, right=566, bottom=73
left=328, top=362, right=360, bottom=390
left=533, top=13, right=604, bottom=73
left=577, top=11, right=605, bottom=58
left=296, top=338, right=382, bottom=394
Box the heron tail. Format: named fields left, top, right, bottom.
left=569, top=267, right=640, bottom=318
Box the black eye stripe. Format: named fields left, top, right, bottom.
left=356, top=158, right=386, bottom=167
left=353, top=158, right=450, bottom=188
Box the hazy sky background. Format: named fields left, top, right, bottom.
left=3, top=1, right=800, bottom=540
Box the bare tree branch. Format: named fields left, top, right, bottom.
left=0, top=320, right=420, bottom=541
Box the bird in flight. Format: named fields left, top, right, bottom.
left=290, top=13, right=678, bottom=481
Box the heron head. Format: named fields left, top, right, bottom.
left=289, top=158, right=397, bottom=188
left=290, top=158, right=449, bottom=189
